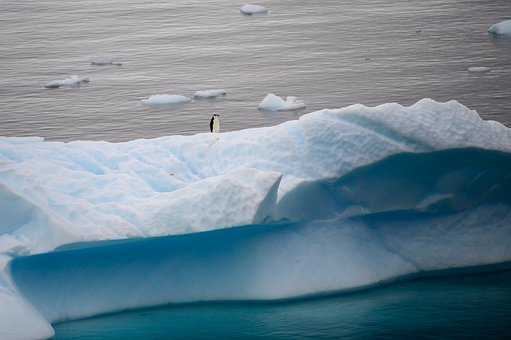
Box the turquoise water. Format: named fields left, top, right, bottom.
left=54, top=271, right=511, bottom=339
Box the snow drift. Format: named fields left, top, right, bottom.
left=1, top=99, right=511, bottom=339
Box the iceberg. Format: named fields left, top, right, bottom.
left=1, top=98, right=511, bottom=338
left=9, top=203, right=511, bottom=324
left=141, top=94, right=191, bottom=106
left=240, top=4, right=268, bottom=15
left=467, top=66, right=491, bottom=73
left=91, top=59, right=122, bottom=66
left=258, top=93, right=306, bottom=111
left=0, top=256, right=54, bottom=340
left=488, top=19, right=511, bottom=36
left=44, top=75, right=90, bottom=89
left=193, top=89, right=227, bottom=99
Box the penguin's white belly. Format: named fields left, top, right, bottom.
left=213, top=118, right=220, bottom=133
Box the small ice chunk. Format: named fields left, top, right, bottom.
left=141, top=94, right=191, bottom=106
left=258, top=93, right=306, bottom=111
left=240, top=4, right=268, bottom=15
left=44, top=76, right=90, bottom=89
left=91, top=59, right=122, bottom=66
left=193, top=89, right=227, bottom=99
left=488, top=19, right=511, bottom=36
left=468, top=66, right=491, bottom=73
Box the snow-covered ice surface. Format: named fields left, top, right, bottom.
left=258, top=93, right=306, bottom=111
left=44, top=76, right=90, bottom=89
left=488, top=19, right=511, bottom=36
left=1, top=99, right=511, bottom=338
left=468, top=66, right=491, bottom=73
left=141, top=94, right=191, bottom=106
left=240, top=4, right=268, bottom=15
left=193, top=89, right=227, bottom=99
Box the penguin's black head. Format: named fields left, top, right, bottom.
left=213, top=113, right=220, bottom=117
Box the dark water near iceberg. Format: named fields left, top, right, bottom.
left=1, top=0, right=511, bottom=141
left=54, top=271, right=511, bottom=339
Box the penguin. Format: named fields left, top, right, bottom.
left=210, top=113, right=220, bottom=133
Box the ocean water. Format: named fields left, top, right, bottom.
left=54, top=270, right=511, bottom=339
left=1, top=0, right=511, bottom=142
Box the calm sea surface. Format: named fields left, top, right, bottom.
left=1, top=0, right=510, bottom=141
left=54, top=271, right=511, bottom=339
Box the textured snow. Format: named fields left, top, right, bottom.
left=193, top=89, right=227, bottom=98
left=258, top=93, right=306, bottom=111
left=468, top=66, right=491, bottom=73
left=141, top=94, right=191, bottom=106
left=136, top=168, right=281, bottom=235
left=44, top=75, right=90, bottom=89
left=488, top=19, right=511, bottom=36
left=240, top=4, right=268, bottom=15
left=1, top=98, right=511, bottom=338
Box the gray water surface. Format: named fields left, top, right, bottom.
left=1, top=0, right=510, bottom=141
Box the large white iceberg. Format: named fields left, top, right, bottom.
left=141, top=94, right=191, bottom=106
left=1, top=99, right=511, bottom=338
left=44, top=75, right=90, bottom=89
left=258, top=93, right=306, bottom=111
left=489, top=19, right=511, bottom=36
left=1, top=98, right=510, bottom=254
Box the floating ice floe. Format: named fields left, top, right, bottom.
left=141, top=94, right=191, bottom=106
left=258, top=93, right=306, bottom=111
left=44, top=76, right=90, bottom=89
left=2, top=99, right=511, bottom=338
left=488, top=19, right=511, bottom=36
left=91, top=59, right=122, bottom=66
left=240, top=4, right=268, bottom=15
left=193, top=89, right=227, bottom=99
left=467, top=66, right=491, bottom=73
